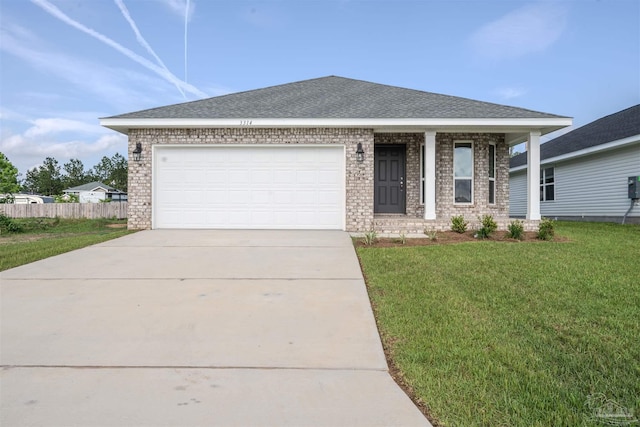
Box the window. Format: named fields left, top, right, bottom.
left=540, top=167, right=555, bottom=201
left=454, top=142, right=473, bottom=203
left=488, top=144, right=496, bottom=204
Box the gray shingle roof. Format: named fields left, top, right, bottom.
left=105, top=76, right=567, bottom=120
left=510, top=104, right=640, bottom=168
left=64, top=181, right=119, bottom=192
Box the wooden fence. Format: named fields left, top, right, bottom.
left=0, top=203, right=128, bottom=220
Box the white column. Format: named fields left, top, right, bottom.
left=424, top=131, right=437, bottom=220
left=526, top=131, right=541, bottom=220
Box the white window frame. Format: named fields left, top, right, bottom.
left=454, top=141, right=474, bottom=204
left=540, top=167, right=555, bottom=202
left=488, top=143, right=496, bottom=205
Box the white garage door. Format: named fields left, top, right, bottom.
left=154, top=145, right=345, bottom=229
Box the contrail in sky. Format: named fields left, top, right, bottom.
left=31, top=0, right=207, bottom=98
left=113, top=0, right=185, bottom=97
left=184, top=0, right=190, bottom=83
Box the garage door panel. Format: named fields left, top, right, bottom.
left=317, top=190, right=341, bottom=204
left=229, top=170, right=251, bottom=184
left=206, top=210, right=229, bottom=223
left=183, top=210, right=206, bottom=225
left=319, top=171, right=340, bottom=184
left=273, top=170, right=295, bottom=184
left=155, top=146, right=344, bottom=229
left=205, top=190, right=226, bottom=204
left=251, top=170, right=272, bottom=184
left=272, top=191, right=293, bottom=204
left=184, top=190, right=203, bottom=204
left=251, top=190, right=270, bottom=204
left=206, top=170, right=228, bottom=182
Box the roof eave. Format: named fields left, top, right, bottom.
left=100, top=117, right=572, bottom=136
left=509, top=133, right=640, bottom=173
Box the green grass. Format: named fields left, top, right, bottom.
left=0, top=217, right=134, bottom=271
left=357, top=221, right=640, bottom=427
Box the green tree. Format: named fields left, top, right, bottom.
left=22, top=157, right=63, bottom=195
left=0, top=152, right=21, bottom=194
left=89, top=153, right=128, bottom=192
left=90, top=156, right=113, bottom=184
left=109, top=153, right=128, bottom=192
left=62, top=158, right=87, bottom=189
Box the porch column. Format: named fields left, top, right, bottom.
left=526, top=130, right=541, bottom=220
left=424, top=131, right=437, bottom=220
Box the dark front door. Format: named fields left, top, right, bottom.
left=374, top=145, right=406, bottom=214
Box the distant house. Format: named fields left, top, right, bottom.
left=63, top=181, right=127, bottom=203
left=509, top=105, right=640, bottom=224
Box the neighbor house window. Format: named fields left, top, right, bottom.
left=454, top=142, right=473, bottom=203
left=488, top=144, right=496, bottom=204
left=540, top=167, right=555, bottom=201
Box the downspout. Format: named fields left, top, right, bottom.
left=622, top=198, right=639, bottom=224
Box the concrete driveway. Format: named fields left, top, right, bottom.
left=1, top=230, right=431, bottom=426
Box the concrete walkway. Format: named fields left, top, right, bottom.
left=1, top=230, right=431, bottom=426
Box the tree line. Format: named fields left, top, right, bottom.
left=0, top=152, right=128, bottom=196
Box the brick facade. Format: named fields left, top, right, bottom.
left=435, top=133, right=510, bottom=223
left=127, top=128, right=528, bottom=232
left=127, top=128, right=375, bottom=231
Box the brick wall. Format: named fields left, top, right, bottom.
left=127, top=128, right=514, bottom=232
left=127, top=128, right=374, bottom=231
left=436, top=133, right=510, bottom=222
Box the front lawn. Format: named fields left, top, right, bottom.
left=357, top=221, right=640, bottom=427
left=0, top=217, right=133, bottom=271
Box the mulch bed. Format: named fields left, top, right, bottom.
left=355, top=231, right=567, bottom=248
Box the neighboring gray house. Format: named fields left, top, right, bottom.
left=100, top=76, right=571, bottom=232
left=510, top=104, right=640, bottom=223
left=63, top=181, right=127, bottom=203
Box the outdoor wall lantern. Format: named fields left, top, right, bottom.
left=356, top=143, right=365, bottom=162
left=132, top=143, right=142, bottom=162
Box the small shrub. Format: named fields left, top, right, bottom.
left=476, top=214, right=498, bottom=239
left=537, top=217, right=555, bottom=241
left=451, top=215, right=468, bottom=233
left=424, top=228, right=438, bottom=241
left=397, top=232, right=407, bottom=245
left=0, top=213, right=23, bottom=234
left=0, top=194, right=15, bottom=204
left=362, top=229, right=378, bottom=246
left=20, top=218, right=53, bottom=232
left=507, top=220, right=525, bottom=240
left=54, top=194, right=79, bottom=203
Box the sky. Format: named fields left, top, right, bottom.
left=1, top=0, right=639, bottom=179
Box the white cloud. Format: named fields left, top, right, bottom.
left=0, top=25, right=182, bottom=111
left=114, top=0, right=184, bottom=96
left=469, top=2, right=568, bottom=60
left=0, top=107, right=31, bottom=122
left=24, top=118, right=106, bottom=138
left=159, top=0, right=195, bottom=22
left=496, top=87, right=527, bottom=100
left=30, top=0, right=206, bottom=98
left=1, top=124, right=127, bottom=174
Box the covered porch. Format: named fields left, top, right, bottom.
left=368, top=130, right=546, bottom=233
